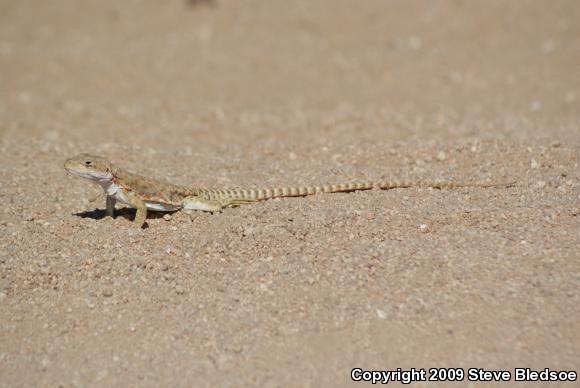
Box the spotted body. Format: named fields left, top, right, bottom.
left=64, top=153, right=515, bottom=228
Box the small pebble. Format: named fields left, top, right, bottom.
left=163, top=214, right=172, bottom=221
left=408, top=36, right=422, bottom=50
left=530, top=159, right=539, bottom=169
left=0, top=279, right=9, bottom=293
left=102, top=289, right=113, bottom=297
left=542, top=40, right=555, bottom=54
left=175, top=285, right=185, bottom=295
left=40, top=358, right=50, bottom=371
left=377, top=309, right=387, bottom=319
left=436, top=151, right=446, bottom=161
left=419, top=224, right=431, bottom=233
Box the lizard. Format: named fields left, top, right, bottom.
left=64, top=153, right=515, bottom=228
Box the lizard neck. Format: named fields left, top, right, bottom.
left=96, top=165, right=123, bottom=196
left=94, top=175, right=117, bottom=196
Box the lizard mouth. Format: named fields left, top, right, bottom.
left=68, top=170, right=99, bottom=180
left=64, top=164, right=96, bottom=180
left=64, top=164, right=83, bottom=178
left=65, top=166, right=113, bottom=183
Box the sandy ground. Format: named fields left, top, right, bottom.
left=1, top=0, right=579, bottom=386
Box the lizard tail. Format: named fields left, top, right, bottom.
left=200, top=180, right=515, bottom=203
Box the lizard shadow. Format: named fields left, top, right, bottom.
left=74, top=208, right=175, bottom=222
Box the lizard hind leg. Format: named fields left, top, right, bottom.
left=182, top=196, right=224, bottom=212
left=223, top=199, right=256, bottom=207
left=122, top=190, right=148, bottom=228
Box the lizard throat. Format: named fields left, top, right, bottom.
left=67, top=169, right=115, bottom=193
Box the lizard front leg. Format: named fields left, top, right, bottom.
left=106, top=195, right=116, bottom=218
left=123, top=191, right=148, bottom=228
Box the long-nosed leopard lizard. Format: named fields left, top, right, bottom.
left=64, top=153, right=514, bottom=228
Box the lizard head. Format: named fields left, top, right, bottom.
left=64, top=153, right=114, bottom=182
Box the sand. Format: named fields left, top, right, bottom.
left=0, top=0, right=579, bottom=386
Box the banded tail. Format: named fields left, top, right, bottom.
left=198, top=180, right=515, bottom=203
